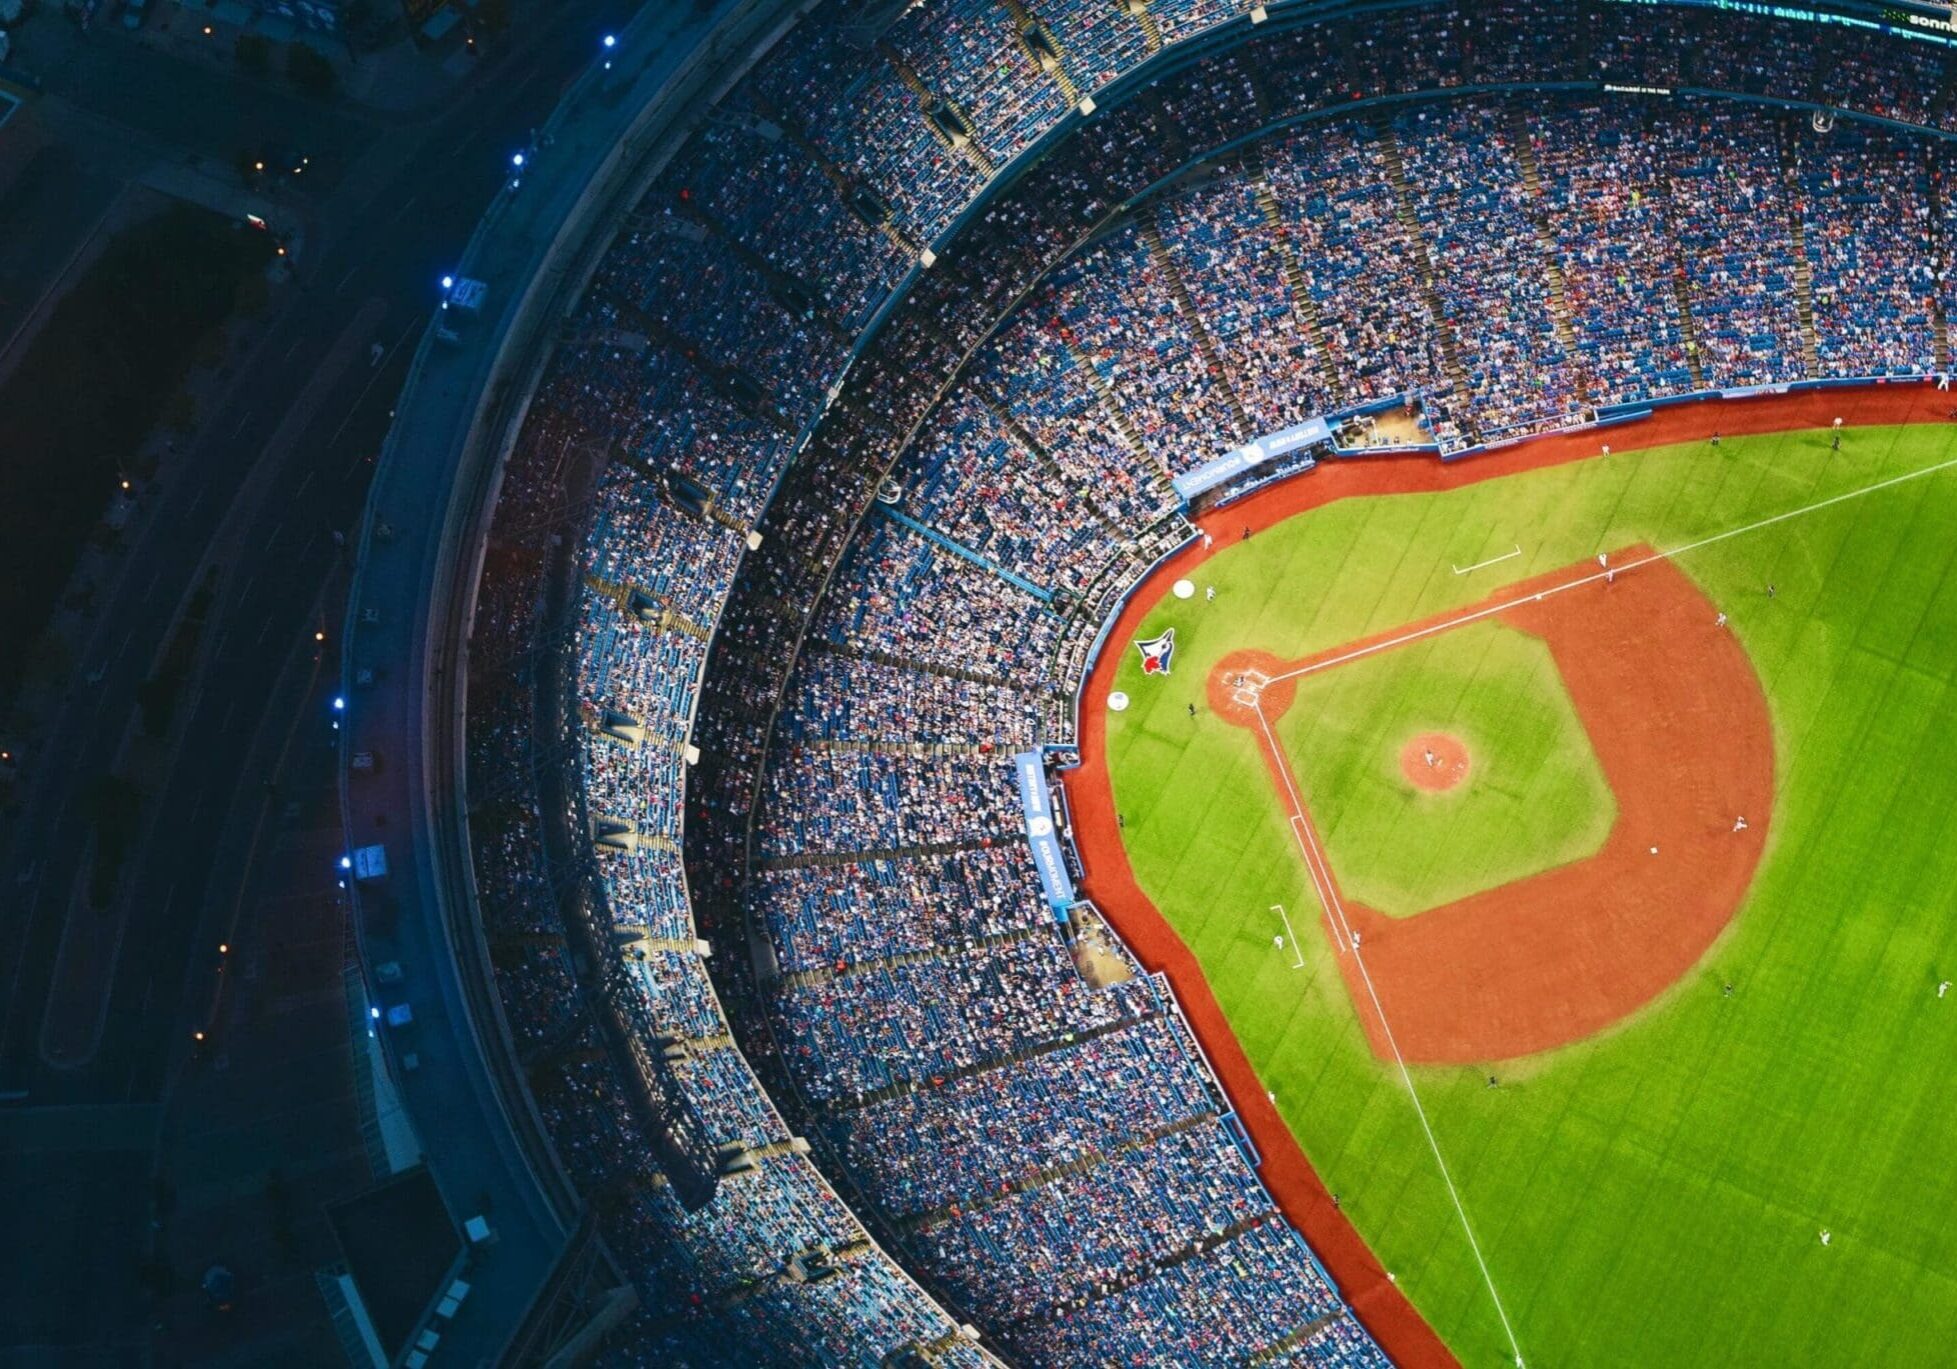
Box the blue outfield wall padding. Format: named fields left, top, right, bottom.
left=1014, top=751, right=1076, bottom=910
left=1174, top=415, right=1330, bottom=502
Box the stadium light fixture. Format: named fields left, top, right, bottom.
left=512, top=152, right=525, bottom=169
left=339, top=855, right=352, bottom=871
left=603, top=33, right=616, bottom=49
left=441, top=274, right=455, bottom=291
left=333, top=696, right=346, bottom=711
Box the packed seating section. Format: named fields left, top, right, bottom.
left=458, top=3, right=1957, bottom=1361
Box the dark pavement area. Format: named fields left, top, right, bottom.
left=0, top=0, right=628, bottom=1356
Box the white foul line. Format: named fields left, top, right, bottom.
left=1271, top=903, right=1306, bottom=969
left=1452, top=544, right=1522, bottom=575
left=1255, top=697, right=1529, bottom=1367
left=1267, top=449, right=1957, bottom=688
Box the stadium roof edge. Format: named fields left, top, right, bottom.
left=333, top=0, right=814, bottom=1359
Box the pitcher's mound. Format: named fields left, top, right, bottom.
left=1401, top=732, right=1470, bottom=792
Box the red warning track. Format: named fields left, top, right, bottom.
left=1062, top=384, right=1948, bottom=1369
left=1222, top=547, right=1773, bottom=1062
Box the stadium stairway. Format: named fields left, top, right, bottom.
left=1509, top=107, right=1586, bottom=377
left=1002, top=1212, right=1282, bottom=1331
left=677, top=201, right=851, bottom=343
left=1057, top=332, right=1169, bottom=480
left=974, top=387, right=1171, bottom=534
left=772, top=922, right=1050, bottom=992
left=581, top=573, right=713, bottom=640
left=823, top=1005, right=1166, bottom=1114
left=794, top=739, right=1007, bottom=757
left=1246, top=1312, right=1352, bottom=1368
left=998, top=0, right=1082, bottom=107
left=881, top=46, right=997, bottom=179
left=1142, top=218, right=1253, bottom=439
left=1248, top=155, right=1348, bottom=407
left=1375, top=121, right=1481, bottom=441
left=1650, top=169, right=1711, bottom=389
left=745, top=93, right=923, bottom=257
left=754, top=831, right=1020, bottom=874
left=1777, top=127, right=1824, bottom=375
left=891, top=1110, right=1222, bottom=1232
left=706, top=501, right=753, bottom=539
left=807, top=636, right=1039, bottom=693
left=1927, top=163, right=1956, bottom=371
left=609, top=298, right=798, bottom=433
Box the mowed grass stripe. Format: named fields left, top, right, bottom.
left=1274, top=622, right=1612, bottom=916
left=1105, top=425, right=1957, bottom=1366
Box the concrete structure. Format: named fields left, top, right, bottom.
left=334, top=0, right=804, bottom=1358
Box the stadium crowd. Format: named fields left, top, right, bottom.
left=447, top=0, right=1957, bottom=1361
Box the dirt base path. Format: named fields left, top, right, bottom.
left=1062, top=382, right=1948, bottom=1369
left=1220, top=550, right=1773, bottom=1062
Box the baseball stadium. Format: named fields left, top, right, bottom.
left=336, top=0, right=1957, bottom=1364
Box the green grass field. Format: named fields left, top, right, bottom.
left=1105, top=425, right=1957, bottom=1366
left=1274, top=619, right=1613, bottom=916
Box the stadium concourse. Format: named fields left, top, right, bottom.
left=449, top=0, right=1957, bottom=1363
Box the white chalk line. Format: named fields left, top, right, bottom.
left=1255, top=697, right=1529, bottom=1367
left=1265, top=450, right=1957, bottom=688
left=1452, top=544, right=1522, bottom=575
left=1271, top=903, right=1306, bottom=969
left=1254, top=704, right=1353, bottom=955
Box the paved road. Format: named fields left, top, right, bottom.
left=0, top=1, right=625, bottom=1354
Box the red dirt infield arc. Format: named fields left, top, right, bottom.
left=1061, top=383, right=1950, bottom=1369
left=1221, top=547, right=1774, bottom=1063
left=1399, top=733, right=1469, bottom=793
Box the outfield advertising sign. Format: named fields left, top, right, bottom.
left=1014, top=750, right=1076, bottom=913
left=1172, top=416, right=1331, bottom=501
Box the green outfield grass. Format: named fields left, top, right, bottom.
left=1105, top=425, right=1957, bottom=1366
left=1273, top=620, right=1613, bottom=916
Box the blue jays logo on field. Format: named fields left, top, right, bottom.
left=1135, top=629, right=1176, bottom=677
